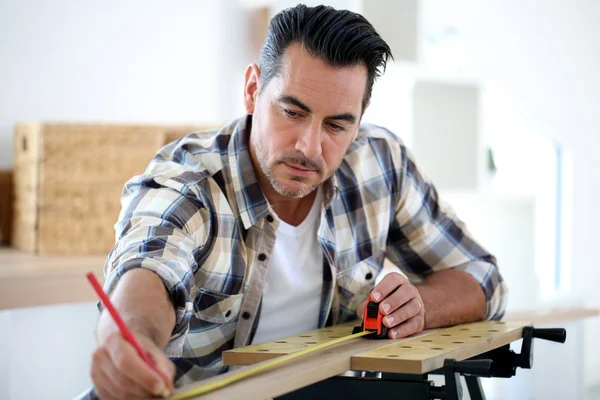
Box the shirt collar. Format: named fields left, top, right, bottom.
left=228, top=114, right=339, bottom=229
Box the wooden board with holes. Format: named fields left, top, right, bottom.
left=223, top=321, right=526, bottom=375
left=222, top=321, right=358, bottom=366
left=179, top=326, right=437, bottom=400
left=351, top=321, right=524, bottom=374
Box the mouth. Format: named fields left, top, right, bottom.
left=283, top=162, right=317, bottom=176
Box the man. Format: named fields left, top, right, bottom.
left=88, top=4, right=507, bottom=399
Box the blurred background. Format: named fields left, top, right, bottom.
left=0, top=0, right=598, bottom=399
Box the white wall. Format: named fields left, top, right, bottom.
left=0, top=303, right=99, bottom=400
left=422, top=0, right=600, bottom=389
left=0, top=0, right=250, bottom=168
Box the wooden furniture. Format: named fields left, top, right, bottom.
left=12, top=122, right=218, bottom=255
left=0, top=247, right=105, bottom=309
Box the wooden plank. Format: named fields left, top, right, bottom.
left=351, top=321, right=524, bottom=374
left=222, top=322, right=358, bottom=366
left=179, top=327, right=436, bottom=400
left=224, top=321, right=524, bottom=374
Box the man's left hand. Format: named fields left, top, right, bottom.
left=356, top=272, right=425, bottom=339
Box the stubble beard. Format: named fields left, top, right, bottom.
left=252, top=134, right=321, bottom=199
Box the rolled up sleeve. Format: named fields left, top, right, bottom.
left=386, top=145, right=508, bottom=320
left=103, top=167, right=213, bottom=355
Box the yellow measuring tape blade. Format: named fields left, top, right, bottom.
left=170, top=329, right=374, bottom=400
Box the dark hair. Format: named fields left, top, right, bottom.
left=258, top=4, right=393, bottom=111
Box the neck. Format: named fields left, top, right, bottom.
left=268, top=189, right=318, bottom=226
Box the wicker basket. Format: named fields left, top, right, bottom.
left=12, top=123, right=216, bottom=254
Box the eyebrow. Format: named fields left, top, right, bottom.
left=277, top=95, right=357, bottom=125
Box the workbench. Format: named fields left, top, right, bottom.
left=169, top=314, right=593, bottom=400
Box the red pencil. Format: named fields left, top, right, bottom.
left=86, top=272, right=171, bottom=397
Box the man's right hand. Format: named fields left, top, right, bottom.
left=90, top=331, right=176, bottom=400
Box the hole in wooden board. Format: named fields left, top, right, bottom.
left=470, top=335, right=482, bottom=338
left=421, top=339, right=433, bottom=342
left=305, top=342, right=318, bottom=344
left=274, top=341, right=287, bottom=343
left=386, top=355, right=399, bottom=358
left=431, top=347, right=444, bottom=350
left=399, top=345, right=412, bottom=348
left=22, top=136, right=28, bottom=152
left=321, top=329, right=333, bottom=332
left=299, top=335, right=312, bottom=337
left=488, top=330, right=499, bottom=332
left=496, top=321, right=506, bottom=324
left=329, top=336, right=341, bottom=339
left=441, top=334, right=451, bottom=336
left=460, top=328, right=469, bottom=331
left=258, top=349, right=269, bottom=352
left=452, top=341, right=464, bottom=344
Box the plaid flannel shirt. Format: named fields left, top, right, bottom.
left=102, top=114, right=507, bottom=387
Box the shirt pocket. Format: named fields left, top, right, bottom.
left=336, top=254, right=384, bottom=312
left=192, top=289, right=244, bottom=325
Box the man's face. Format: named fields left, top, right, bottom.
left=245, top=43, right=368, bottom=199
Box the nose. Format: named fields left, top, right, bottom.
left=295, top=122, right=322, bottom=160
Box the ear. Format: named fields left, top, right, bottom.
left=243, top=64, right=261, bottom=114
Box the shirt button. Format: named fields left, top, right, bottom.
left=258, top=253, right=267, bottom=262
left=242, top=311, right=251, bottom=320
left=225, top=310, right=232, bottom=318
left=266, top=215, right=274, bottom=223
left=365, top=272, right=373, bottom=280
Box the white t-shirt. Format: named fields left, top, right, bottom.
left=251, top=188, right=324, bottom=344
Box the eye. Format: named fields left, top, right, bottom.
left=327, top=122, right=346, bottom=133
left=283, top=108, right=301, bottom=119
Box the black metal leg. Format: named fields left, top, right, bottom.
left=464, top=376, right=486, bottom=400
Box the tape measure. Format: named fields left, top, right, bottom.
left=170, top=295, right=386, bottom=400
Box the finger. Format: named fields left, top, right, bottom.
left=356, top=299, right=367, bottom=319
left=91, top=355, right=124, bottom=400
left=104, top=333, right=169, bottom=397
left=378, top=284, right=418, bottom=317
left=99, top=359, right=151, bottom=398
left=95, top=385, right=117, bottom=400
left=388, top=314, right=425, bottom=339
left=382, top=298, right=423, bottom=328
left=91, top=349, right=119, bottom=400
left=370, top=273, right=409, bottom=303
left=148, top=350, right=176, bottom=392
left=93, top=346, right=148, bottom=399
